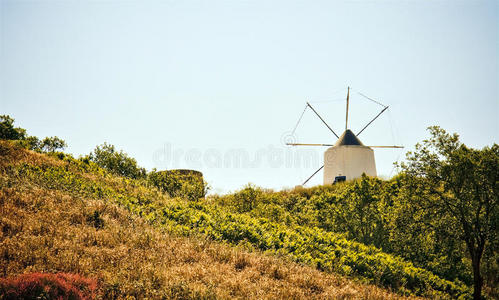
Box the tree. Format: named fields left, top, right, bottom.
left=40, top=136, right=67, bottom=152
left=0, top=115, right=26, bottom=140
left=88, top=143, right=146, bottom=179
left=234, top=184, right=262, bottom=212
left=401, top=126, right=498, bottom=299
left=317, top=175, right=389, bottom=247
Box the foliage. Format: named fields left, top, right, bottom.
left=0, top=142, right=409, bottom=299
left=312, top=176, right=389, bottom=247
left=400, top=126, right=499, bottom=299
left=0, top=273, right=97, bottom=300
left=86, top=210, right=105, bottom=229
left=212, top=176, right=475, bottom=286
left=148, top=169, right=208, bottom=201
left=87, top=142, right=146, bottom=179
left=39, top=136, right=67, bottom=152
left=156, top=200, right=470, bottom=298
left=0, top=115, right=26, bottom=140
left=4, top=144, right=470, bottom=298
left=0, top=115, right=66, bottom=152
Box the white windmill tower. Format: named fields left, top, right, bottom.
left=288, top=87, right=403, bottom=185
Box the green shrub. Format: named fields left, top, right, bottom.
left=148, top=169, right=207, bottom=201
left=87, top=143, right=146, bottom=179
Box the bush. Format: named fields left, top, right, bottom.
left=148, top=169, right=207, bottom=201
left=86, top=210, right=105, bottom=229
left=87, top=143, right=146, bottom=179
left=0, top=273, right=98, bottom=300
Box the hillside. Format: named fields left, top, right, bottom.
left=0, top=140, right=420, bottom=299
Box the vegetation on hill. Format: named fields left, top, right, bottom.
left=0, top=115, right=497, bottom=299
left=0, top=140, right=414, bottom=299
left=0, top=115, right=67, bottom=153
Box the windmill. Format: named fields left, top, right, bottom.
left=288, top=87, right=403, bottom=185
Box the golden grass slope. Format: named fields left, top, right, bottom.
left=0, top=141, right=418, bottom=299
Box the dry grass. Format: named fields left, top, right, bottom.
left=0, top=141, right=420, bottom=299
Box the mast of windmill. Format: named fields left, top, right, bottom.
left=287, top=87, right=404, bottom=186
left=345, top=86, right=350, bottom=130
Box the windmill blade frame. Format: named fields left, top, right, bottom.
left=302, top=165, right=324, bottom=185
left=356, top=106, right=389, bottom=136
left=286, top=143, right=334, bottom=146
left=306, top=102, right=339, bottom=138
left=286, top=143, right=403, bottom=148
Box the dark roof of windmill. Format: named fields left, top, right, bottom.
left=334, top=129, right=364, bottom=146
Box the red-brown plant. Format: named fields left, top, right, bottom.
left=0, top=272, right=97, bottom=300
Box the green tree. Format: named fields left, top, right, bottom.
left=233, top=184, right=262, bottom=212
left=0, top=115, right=26, bottom=140
left=401, top=126, right=498, bottom=299
left=315, top=175, right=390, bottom=248
left=40, top=136, right=67, bottom=152
left=88, top=143, right=146, bottom=179
left=387, top=174, right=472, bottom=284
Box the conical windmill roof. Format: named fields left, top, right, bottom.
left=334, top=129, right=365, bottom=146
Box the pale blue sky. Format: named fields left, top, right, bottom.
left=1, top=0, right=498, bottom=193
